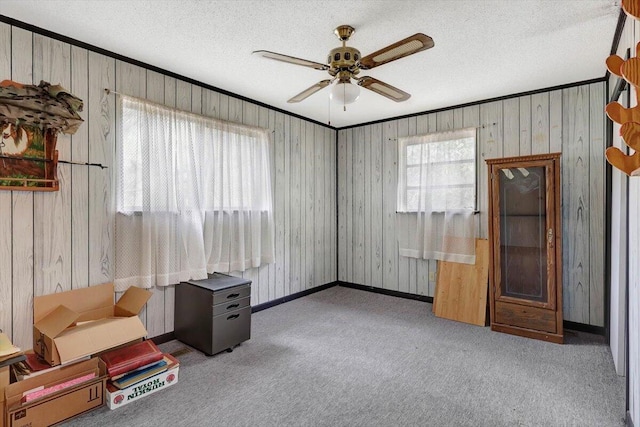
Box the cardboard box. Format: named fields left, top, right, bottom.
left=33, top=283, right=152, bottom=366
left=4, top=357, right=107, bottom=427
left=0, top=366, right=9, bottom=427
left=106, top=363, right=179, bottom=410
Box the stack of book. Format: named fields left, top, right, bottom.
left=101, top=340, right=180, bottom=409
left=101, top=340, right=169, bottom=389
left=12, top=352, right=61, bottom=380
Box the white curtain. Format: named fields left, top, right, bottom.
left=397, top=128, right=477, bottom=264
left=114, top=96, right=274, bottom=291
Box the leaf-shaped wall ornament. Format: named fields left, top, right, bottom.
left=604, top=0, right=640, bottom=175
left=623, top=0, right=640, bottom=20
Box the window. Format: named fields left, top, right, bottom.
left=397, top=128, right=476, bottom=212
left=396, top=128, right=477, bottom=264
left=118, top=100, right=272, bottom=213
left=114, top=95, right=275, bottom=291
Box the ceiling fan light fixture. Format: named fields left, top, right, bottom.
left=254, top=27, right=433, bottom=104
left=330, top=80, right=360, bottom=104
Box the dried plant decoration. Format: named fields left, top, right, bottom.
left=0, top=80, right=83, bottom=190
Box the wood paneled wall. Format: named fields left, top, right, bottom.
left=0, top=22, right=337, bottom=350
left=611, top=14, right=640, bottom=425
left=338, top=82, right=606, bottom=327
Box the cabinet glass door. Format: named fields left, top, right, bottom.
left=494, top=161, right=555, bottom=308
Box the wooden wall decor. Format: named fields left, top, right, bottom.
left=606, top=0, right=640, bottom=176
left=623, top=0, right=640, bottom=20
left=0, top=80, right=83, bottom=190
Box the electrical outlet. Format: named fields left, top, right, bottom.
left=429, top=272, right=436, bottom=282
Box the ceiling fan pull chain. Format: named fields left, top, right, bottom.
left=343, top=83, right=347, bottom=111
left=328, top=92, right=331, bottom=126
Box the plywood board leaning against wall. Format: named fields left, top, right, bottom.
left=433, top=239, right=489, bottom=327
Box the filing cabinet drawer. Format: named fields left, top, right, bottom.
left=212, top=284, right=251, bottom=305
left=213, top=296, right=251, bottom=316
left=211, top=306, right=252, bottom=354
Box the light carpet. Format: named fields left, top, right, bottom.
left=64, top=286, right=625, bottom=426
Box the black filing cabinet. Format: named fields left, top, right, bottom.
left=175, top=273, right=251, bottom=355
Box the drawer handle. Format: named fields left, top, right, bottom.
left=226, top=303, right=239, bottom=310
left=227, top=293, right=240, bottom=299
left=227, top=314, right=240, bottom=320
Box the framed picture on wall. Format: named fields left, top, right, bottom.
left=0, top=124, right=58, bottom=190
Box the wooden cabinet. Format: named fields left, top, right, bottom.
left=486, top=153, right=563, bottom=343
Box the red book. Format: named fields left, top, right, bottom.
left=25, top=352, right=52, bottom=372
left=100, top=340, right=163, bottom=379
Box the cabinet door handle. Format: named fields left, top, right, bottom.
left=227, top=293, right=240, bottom=299
left=226, top=303, right=239, bottom=310
left=227, top=314, right=240, bottom=320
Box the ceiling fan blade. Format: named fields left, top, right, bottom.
left=253, top=50, right=329, bottom=71
left=359, top=33, right=434, bottom=70
left=358, top=77, right=411, bottom=102
left=288, top=80, right=332, bottom=103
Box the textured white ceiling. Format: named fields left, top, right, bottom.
left=0, top=0, right=621, bottom=128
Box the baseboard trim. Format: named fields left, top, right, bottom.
left=563, top=321, right=606, bottom=336
left=627, top=411, right=634, bottom=427
left=338, top=282, right=604, bottom=334
left=151, top=332, right=176, bottom=345
left=338, top=281, right=434, bottom=304
left=251, top=282, right=339, bottom=313
left=154, top=282, right=603, bottom=342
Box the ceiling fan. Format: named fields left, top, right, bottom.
left=253, top=25, right=434, bottom=105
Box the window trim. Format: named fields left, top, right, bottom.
left=397, top=127, right=478, bottom=213
left=117, top=96, right=272, bottom=215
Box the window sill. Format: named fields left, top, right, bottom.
left=396, top=210, right=480, bottom=214
left=116, top=209, right=271, bottom=215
